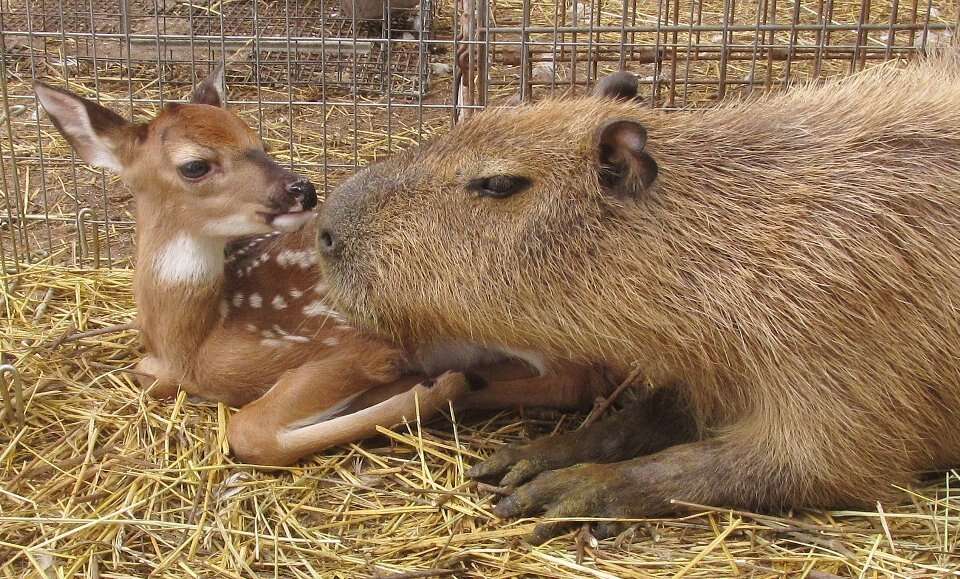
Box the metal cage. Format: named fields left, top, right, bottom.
left=0, top=0, right=957, bottom=274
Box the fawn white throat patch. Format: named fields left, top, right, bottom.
left=153, top=234, right=224, bottom=285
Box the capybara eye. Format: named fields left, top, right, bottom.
left=469, top=175, right=532, bottom=199
left=178, top=159, right=212, bottom=180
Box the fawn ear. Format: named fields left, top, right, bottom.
left=596, top=118, right=659, bottom=198
left=191, top=64, right=226, bottom=107
left=34, top=82, right=132, bottom=172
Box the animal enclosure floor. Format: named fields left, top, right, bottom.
left=1, top=264, right=958, bottom=577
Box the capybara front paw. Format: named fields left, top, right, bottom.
left=467, top=432, right=589, bottom=487
left=467, top=421, right=634, bottom=487
left=489, top=460, right=665, bottom=545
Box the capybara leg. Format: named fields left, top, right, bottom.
left=467, top=388, right=696, bottom=487
left=490, top=432, right=875, bottom=545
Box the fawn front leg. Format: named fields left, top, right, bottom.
left=228, top=350, right=472, bottom=466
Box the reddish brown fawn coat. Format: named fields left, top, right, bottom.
left=35, top=69, right=612, bottom=467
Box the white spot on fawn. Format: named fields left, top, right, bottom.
left=277, top=249, right=318, bottom=269
left=322, top=337, right=339, bottom=347
left=219, top=300, right=229, bottom=318
left=334, top=324, right=353, bottom=331
left=272, top=295, right=287, bottom=310
left=245, top=324, right=258, bottom=333
left=314, top=283, right=329, bottom=294
left=283, top=335, right=310, bottom=343
left=232, top=293, right=244, bottom=307
left=289, top=288, right=304, bottom=299
left=153, top=234, right=224, bottom=285
left=276, top=250, right=295, bottom=267
left=262, top=329, right=276, bottom=339
left=261, top=338, right=287, bottom=348
left=248, top=293, right=263, bottom=308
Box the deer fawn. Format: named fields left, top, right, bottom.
left=34, top=68, right=613, bottom=466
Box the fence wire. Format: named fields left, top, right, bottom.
left=0, top=0, right=956, bottom=272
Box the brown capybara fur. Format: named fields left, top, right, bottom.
left=318, top=48, right=960, bottom=541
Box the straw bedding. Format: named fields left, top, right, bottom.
left=2, top=264, right=959, bottom=577
left=2, top=0, right=960, bottom=576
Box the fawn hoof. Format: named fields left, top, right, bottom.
left=414, top=372, right=471, bottom=408
left=227, top=411, right=296, bottom=468
left=135, top=356, right=180, bottom=399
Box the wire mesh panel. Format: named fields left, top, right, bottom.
left=0, top=0, right=957, bottom=273
left=456, top=0, right=957, bottom=110
left=0, top=0, right=443, bottom=271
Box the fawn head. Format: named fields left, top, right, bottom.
left=34, top=67, right=317, bottom=237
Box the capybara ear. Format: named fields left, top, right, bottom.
left=592, top=71, right=640, bottom=102
left=190, top=64, right=226, bottom=107
left=596, top=119, right=659, bottom=197
left=34, top=82, right=133, bottom=172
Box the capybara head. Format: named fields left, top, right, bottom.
left=318, top=77, right=658, bottom=355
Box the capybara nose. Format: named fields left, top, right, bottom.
left=287, top=179, right=318, bottom=210
left=318, top=227, right=338, bottom=257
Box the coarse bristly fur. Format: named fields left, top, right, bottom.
left=318, top=46, right=960, bottom=533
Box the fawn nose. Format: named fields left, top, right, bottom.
left=287, top=179, right=317, bottom=210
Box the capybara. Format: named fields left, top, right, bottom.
left=317, top=48, right=960, bottom=543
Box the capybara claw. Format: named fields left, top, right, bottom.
left=489, top=460, right=664, bottom=544
left=468, top=431, right=589, bottom=486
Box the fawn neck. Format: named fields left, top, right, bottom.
left=134, top=194, right=227, bottom=382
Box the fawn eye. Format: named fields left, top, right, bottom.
left=178, top=160, right=212, bottom=180
left=468, top=175, right=532, bottom=199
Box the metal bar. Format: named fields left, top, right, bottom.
left=718, top=0, right=732, bottom=99
left=286, top=0, right=295, bottom=170
left=885, top=0, right=902, bottom=59
left=764, top=0, right=777, bottom=91
left=479, top=21, right=951, bottom=34
left=0, top=14, right=23, bottom=271
left=253, top=0, right=265, bottom=138
left=651, top=0, right=664, bottom=106
left=0, top=12, right=27, bottom=267
left=666, top=0, right=680, bottom=107
left=2, top=23, right=950, bottom=42
left=520, top=0, right=530, bottom=101
left=784, top=0, right=803, bottom=83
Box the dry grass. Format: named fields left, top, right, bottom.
left=2, top=263, right=960, bottom=577
left=3, top=0, right=960, bottom=576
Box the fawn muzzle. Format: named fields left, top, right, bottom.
left=286, top=179, right=318, bottom=212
